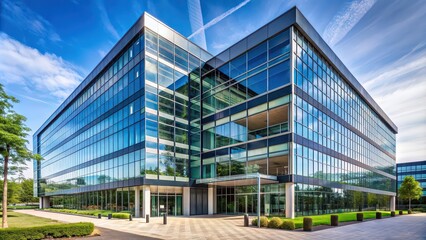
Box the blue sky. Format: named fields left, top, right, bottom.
left=1, top=0, right=425, bottom=178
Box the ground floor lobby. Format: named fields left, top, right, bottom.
left=41, top=181, right=396, bottom=218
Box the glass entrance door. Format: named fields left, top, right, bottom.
left=167, top=195, right=175, bottom=215
left=159, top=195, right=167, bottom=216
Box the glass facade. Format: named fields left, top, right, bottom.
left=34, top=8, right=397, bottom=217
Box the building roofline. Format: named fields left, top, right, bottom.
left=34, top=12, right=212, bottom=138
left=34, top=6, right=397, bottom=139
left=396, top=160, right=426, bottom=166
left=206, top=6, right=397, bottom=133
left=293, top=7, right=397, bottom=133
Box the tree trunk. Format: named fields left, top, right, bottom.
left=409, top=198, right=411, bottom=211
left=2, top=154, right=9, bottom=228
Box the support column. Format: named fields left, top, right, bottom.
left=183, top=187, right=190, bottom=216
left=142, top=185, right=151, bottom=217
left=135, top=186, right=141, bottom=218
left=257, top=174, right=261, bottom=228
left=208, top=186, right=214, bottom=215
left=39, top=197, right=43, bottom=209
left=213, top=186, right=217, bottom=214
left=285, top=182, right=295, bottom=219
left=40, top=196, right=50, bottom=209
left=390, top=196, right=396, bottom=211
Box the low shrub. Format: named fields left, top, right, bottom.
left=251, top=216, right=269, bottom=227
left=330, top=215, right=338, bottom=226
left=391, top=211, right=395, bottom=217
left=399, top=210, right=403, bottom=215
left=45, top=208, right=130, bottom=219
left=376, top=212, right=382, bottom=219
left=408, top=210, right=412, bottom=214
left=357, top=213, right=363, bottom=221
left=267, top=217, right=282, bottom=229
left=112, top=213, right=130, bottom=219
left=0, top=222, right=94, bottom=240
left=303, top=217, right=312, bottom=231
left=280, top=220, right=295, bottom=230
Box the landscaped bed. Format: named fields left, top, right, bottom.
left=44, top=208, right=132, bottom=219
left=251, top=210, right=410, bottom=230
left=0, top=211, right=94, bottom=240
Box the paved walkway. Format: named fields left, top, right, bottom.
left=17, top=210, right=426, bottom=240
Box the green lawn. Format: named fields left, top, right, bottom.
left=0, top=211, right=60, bottom=228
left=274, top=211, right=408, bottom=229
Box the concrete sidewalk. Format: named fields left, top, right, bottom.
left=17, top=210, right=426, bottom=240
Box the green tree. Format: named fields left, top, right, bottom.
left=19, top=179, right=38, bottom=203
left=0, top=84, right=33, bottom=228
left=0, top=180, right=20, bottom=204
left=399, top=175, right=423, bottom=210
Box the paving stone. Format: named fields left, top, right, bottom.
left=17, top=210, right=426, bottom=240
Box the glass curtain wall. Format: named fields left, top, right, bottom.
left=144, top=28, right=203, bottom=182
left=38, top=33, right=146, bottom=196
left=200, top=28, right=293, bottom=180
left=291, top=28, right=396, bottom=194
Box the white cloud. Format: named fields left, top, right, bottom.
left=0, top=33, right=83, bottom=100
left=363, top=48, right=426, bottom=163
left=188, top=0, right=251, bottom=50
left=323, top=0, right=376, bottom=46
left=95, top=0, right=120, bottom=40
left=187, top=0, right=207, bottom=50
left=1, top=0, right=61, bottom=43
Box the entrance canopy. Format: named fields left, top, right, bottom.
left=195, top=173, right=278, bottom=187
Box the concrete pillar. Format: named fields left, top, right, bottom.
left=183, top=187, right=190, bottom=216
left=142, top=185, right=151, bottom=217
left=390, top=196, right=396, bottom=211
left=39, top=197, right=43, bottom=209
left=40, top=196, right=50, bottom=209
left=208, top=186, right=214, bottom=215
left=213, top=186, right=217, bottom=214
left=135, top=186, right=141, bottom=217
left=285, top=182, right=295, bottom=219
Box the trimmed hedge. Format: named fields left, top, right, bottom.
left=408, top=210, right=412, bottom=214
left=267, top=217, right=282, bottom=228
left=251, top=216, right=269, bottom=227
left=45, top=208, right=130, bottom=219
left=303, top=217, right=312, bottom=231
left=112, top=213, right=130, bottom=219
left=0, top=222, right=94, bottom=240
left=330, top=215, right=338, bottom=226
left=280, top=220, right=295, bottom=230
left=357, top=213, right=363, bottom=221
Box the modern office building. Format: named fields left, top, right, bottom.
left=396, top=161, right=426, bottom=208
left=34, top=7, right=397, bottom=218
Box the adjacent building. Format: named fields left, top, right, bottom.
left=396, top=161, right=426, bottom=208
left=34, top=7, right=397, bottom=218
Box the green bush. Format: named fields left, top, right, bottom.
left=267, top=217, right=282, bottom=229
left=112, top=213, right=130, bottom=219
left=280, top=220, right=295, bottom=230
left=45, top=208, right=130, bottom=218
left=408, top=210, right=412, bottom=214
left=251, top=216, right=269, bottom=227
left=376, top=212, right=382, bottom=219
left=0, top=222, right=94, bottom=240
